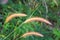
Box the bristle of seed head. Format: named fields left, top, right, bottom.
left=5, top=13, right=27, bottom=23
left=20, top=32, right=44, bottom=38
left=24, top=17, right=52, bottom=25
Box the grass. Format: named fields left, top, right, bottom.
left=0, top=0, right=60, bottom=40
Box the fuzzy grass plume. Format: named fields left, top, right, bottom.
left=21, top=32, right=44, bottom=38
left=24, top=17, right=52, bottom=25
left=5, top=13, right=27, bottom=23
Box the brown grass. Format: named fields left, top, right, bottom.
left=21, top=32, right=44, bottom=38
left=5, top=13, right=27, bottom=23
left=24, top=17, right=52, bottom=25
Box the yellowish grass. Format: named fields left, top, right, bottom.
left=24, top=17, right=52, bottom=25
left=21, top=32, right=44, bottom=38
left=5, top=13, right=27, bottom=23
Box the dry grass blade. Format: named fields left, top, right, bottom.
left=5, top=13, right=27, bottom=23
left=21, top=32, right=44, bottom=38
left=24, top=17, right=52, bottom=25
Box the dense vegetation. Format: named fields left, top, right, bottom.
left=0, top=0, right=60, bottom=40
